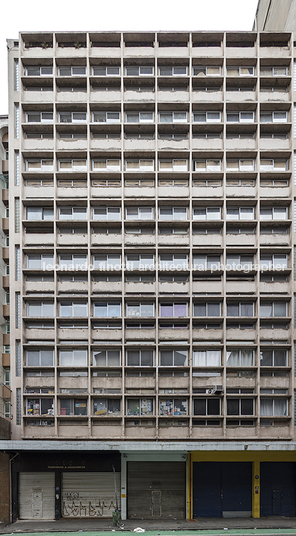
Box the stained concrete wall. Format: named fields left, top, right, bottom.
left=254, top=0, right=295, bottom=31
left=0, top=452, right=10, bottom=523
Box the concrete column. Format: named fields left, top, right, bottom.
left=0, top=452, right=10, bottom=523
left=121, top=455, right=127, bottom=520
left=252, top=460, right=260, bottom=518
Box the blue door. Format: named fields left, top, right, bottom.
left=193, top=462, right=252, bottom=518
left=261, top=462, right=296, bottom=516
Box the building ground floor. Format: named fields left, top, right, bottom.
left=1, top=442, right=296, bottom=523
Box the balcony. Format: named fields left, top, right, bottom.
left=0, top=416, right=10, bottom=440
left=125, top=328, right=156, bottom=340
left=124, top=186, right=156, bottom=198
left=124, top=282, right=156, bottom=294
left=92, top=280, right=122, bottom=293
left=192, top=90, right=223, bottom=104
left=22, top=91, right=54, bottom=104
left=158, top=90, right=189, bottom=103
left=24, top=186, right=54, bottom=199
left=56, top=90, right=87, bottom=103
left=57, top=233, right=88, bottom=246
left=24, top=233, right=54, bottom=246
left=2, top=305, right=10, bottom=318
left=124, top=90, right=155, bottom=103
left=90, top=90, right=122, bottom=103
left=2, top=353, right=10, bottom=367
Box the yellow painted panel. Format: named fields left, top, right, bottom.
left=252, top=460, right=260, bottom=518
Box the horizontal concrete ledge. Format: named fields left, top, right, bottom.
left=1, top=440, right=296, bottom=452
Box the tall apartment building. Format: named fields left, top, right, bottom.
left=3, top=30, right=296, bottom=522
left=253, top=0, right=296, bottom=31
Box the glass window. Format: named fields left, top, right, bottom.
left=159, top=350, right=188, bottom=366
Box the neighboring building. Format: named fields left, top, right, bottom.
left=253, top=0, right=296, bottom=31
left=0, top=116, right=11, bottom=523
left=3, top=30, right=296, bottom=522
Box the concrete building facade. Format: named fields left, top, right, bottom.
left=4, top=30, right=296, bottom=522
left=253, top=0, right=296, bottom=32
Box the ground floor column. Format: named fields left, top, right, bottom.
left=252, top=460, right=260, bottom=518
left=0, top=452, right=10, bottom=523
left=121, top=455, right=127, bottom=520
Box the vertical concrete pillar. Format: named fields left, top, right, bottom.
left=121, top=455, right=127, bottom=520
left=0, top=452, right=10, bottom=523
left=252, top=460, right=260, bottom=518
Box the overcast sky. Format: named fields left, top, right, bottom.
left=1, top=0, right=258, bottom=114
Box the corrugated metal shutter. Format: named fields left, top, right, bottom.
left=62, top=472, right=121, bottom=518
left=128, top=461, right=186, bottom=519
left=19, top=472, right=55, bottom=520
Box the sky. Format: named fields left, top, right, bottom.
left=0, top=0, right=259, bottom=115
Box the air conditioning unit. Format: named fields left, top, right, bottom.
left=213, top=385, right=223, bottom=394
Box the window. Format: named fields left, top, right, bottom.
left=59, top=112, right=87, bottom=123
left=126, top=254, right=154, bottom=270
left=92, top=66, right=120, bottom=76
left=260, top=207, right=288, bottom=220
left=126, top=303, right=154, bottom=317
left=260, top=254, right=288, bottom=270
left=260, top=398, right=288, bottom=417
left=260, top=159, right=288, bottom=171
left=92, top=159, right=121, bottom=171
left=93, top=207, right=121, bottom=220
left=260, top=350, right=288, bottom=367
left=126, top=112, right=154, bottom=123
left=94, top=302, right=121, bottom=317
left=126, top=398, right=154, bottom=415
left=27, top=254, right=54, bottom=270
left=226, top=66, right=254, bottom=76
left=260, top=66, right=288, bottom=76
left=159, top=207, right=187, bottom=221
left=26, top=159, right=53, bottom=172
left=126, top=206, right=154, bottom=220
left=193, top=112, right=221, bottom=123
left=158, top=159, right=188, bottom=171
left=226, top=255, right=254, bottom=271
left=59, top=302, right=88, bottom=317
left=160, top=303, right=187, bottom=317
left=226, top=159, right=255, bottom=171
left=26, top=207, right=52, bottom=222
left=193, top=66, right=221, bottom=76
left=93, top=349, right=121, bottom=366
left=193, top=255, right=220, bottom=271
left=59, top=349, right=87, bottom=366
left=159, top=399, right=188, bottom=415
left=26, top=111, right=53, bottom=123
left=227, top=398, right=254, bottom=415
left=26, top=398, right=54, bottom=416
left=58, top=159, right=87, bottom=171
left=92, top=111, right=120, bottom=123
left=193, top=207, right=221, bottom=220
left=159, top=350, right=188, bottom=366
left=58, top=66, right=86, bottom=76
left=26, top=66, right=53, bottom=76
left=193, top=302, right=221, bottom=317
left=126, top=349, right=154, bottom=366
left=194, top=398, right=220, bottom=415
left=26, top=348, right=54, bottom=366
left=60, top=399, right=87, bottom=416
left=194, top=160, right=222, bottom=172
left=59, top=207, right=87, bottom=220
left=59, top=254, right=88, bottom=270
left=125, top=66, right=154, bottom=76
left=226, top=349, right=254, bottom=366
left=27, top=301, right=54, bottom=317
left=226, top=207, right=254, bottom=220
left=260, top=301, right=287, bottom=317
left=158, top=66, right=187, bottom=76
left=193, top=350, right=221, bottom=366
left=93, top=254, right=121, bottom=270
left=125, top=159, right=154, bottom=171
left=93, top=399, right=121, bottom=415
left=227, top=302, right=254, bottom=317
left=159, top=254, right=188, bottom=270
left=226, top=112, right=254, bottom=123
left=260, top=112, right=288, bottom=123
left=159, top=112, right=187, bottom=123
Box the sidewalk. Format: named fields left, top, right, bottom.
left=1, top=517, right=296, bottom=536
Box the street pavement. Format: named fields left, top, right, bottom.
left=1, top=517, right=296, bottom=536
